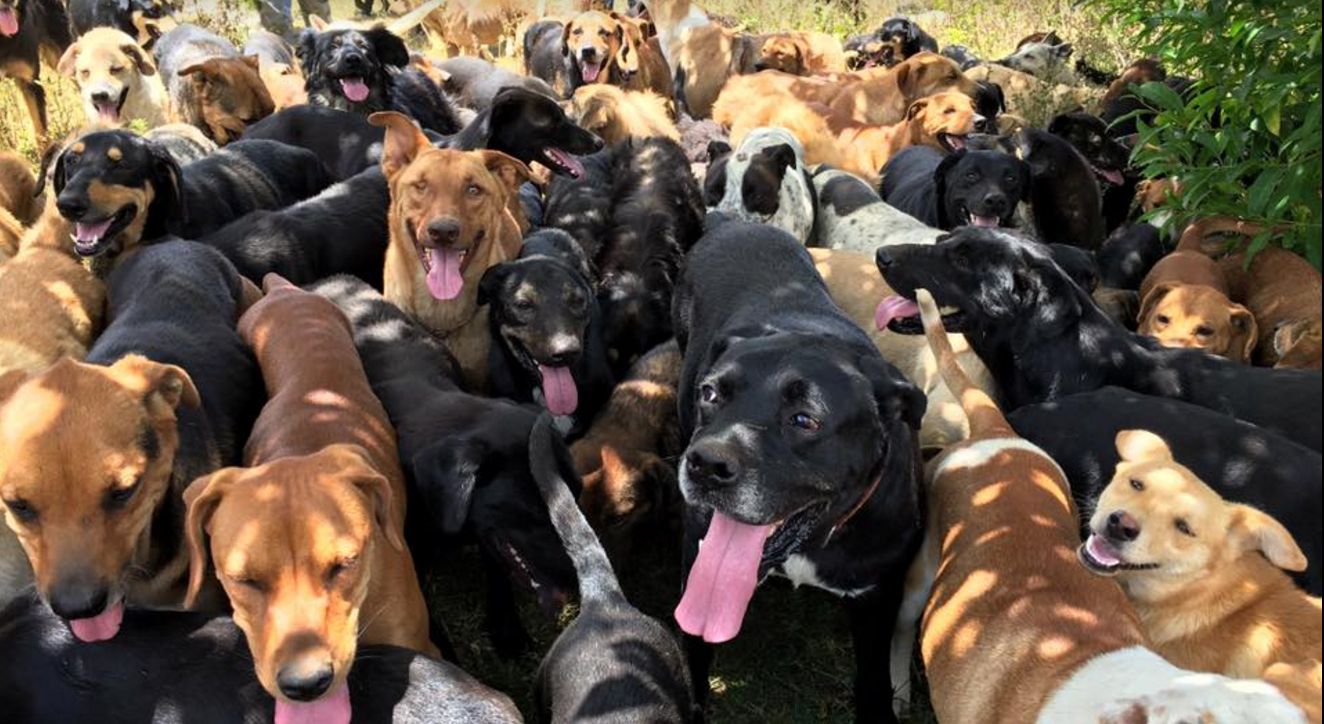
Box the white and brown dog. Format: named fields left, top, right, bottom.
left=58, top=27, right=168, bottom=128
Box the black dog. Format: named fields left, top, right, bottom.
left=0, top=0, right=71, bottom=138
left=881, top=146, right=1030, bottom=231
left=874, top=227, right=1323, bottom=451
left=529, top=415, right=696, bottom=723
left=1096, top=222, right=1166, bottom=291
left=481, top=230, right=615, bottom=434
left=69, top=0, right=173, bottom=45
left=0, top=597, right=524, bottom=724
left=242, top=105, right=391, bottom=180
left=874, top=16, right=939, bottom=67
left=47, top=130, right=331, bottom=272
left=1048, top=112, right=1136, bottom=232
left=1008, top=387, right=1322, bottom=595
left=672, top=220, right=926, bottom=724
left=524, top=19, right=570, bottom=96
left=313, top=276, right=578, bottom=658
left=1004, top=128, right=1107, bottom=249
left=298, top=24, right=460, bottom=134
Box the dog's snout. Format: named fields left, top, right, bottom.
left=546, top=334, right=582, bottom=365
left=580, top=47, right=598, bottom=62
left=875, top=247, right=895, bottom=270
left=1106, top=511, right=1141, bottom=543
left=983, top=193, right=1009, bottom=215
left=48, top=578, right=109, bottom=620
left=426, top=218, right=462, bottom=247
left=341, top=52, right=365, bottom=70
left=277, top=658, right=335, bottom=702
left=686, top=442, right=741, bottom=486
left=90, top=90, right=113, bottom=103
left=56, top=195, right=89, bottom=221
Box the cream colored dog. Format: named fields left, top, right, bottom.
left=59, top=28, right=168, bottom=129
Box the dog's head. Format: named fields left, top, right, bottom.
left=0, top=356, right=198, bottom=642
left=0, top=0, right=24, bottom=37
left=905, top=91, right=987, bottom=153
left=1138, top=283, right=1258, bottom=362
left=1049, top=113, right=1131, bottom=188
left=892, top=52, right=980, bottom=106
left=578, top=445, right=676, bottom=559
left=756, top=35, right=809, bottom=75
left=183, top=445, right=395, bottom=716
left=298, top=25, right=408, bottom=107
left=1104, top=57, right=1166, bottom=104
left=844, top=32, right=887, bottom=70
left=1000, top=39, right=1073, bottom=80
left=489, top=86, right=602, bottom=178
left=614, top=14, right=654, bottom=77
left=935, top=149, right=1031, bottom=230
left=877, top=17, right=925, bottom=66
left=1274, top=316, right=1324, bottom=370
left=51, top=130, right=184, bottom=260
left=373, top=111, right=531, bottom=302
left=177, top=55, right=273, bottom=144
left=1079, top=430, right=1308, bottom=601
left=563, top=11, right=623, bottom=85
left=58, top=28, right=158, bottom=127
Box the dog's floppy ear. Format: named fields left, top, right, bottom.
left=47, top=140, right=74, bottom=197
left=109, top=354, right=201, bottom=412
left=476, top=262, right=510, bottom=308
left=365, top=26, right=410, bottom=68
left=707, top=140, right=732, bottom=164
left=122, top=42, right=158, bottom=75
left=57, top=39, right=82, bottom=77
left=906, top=97, right=931, bottom=121
left=761, top=143, right=798, bottom=179
left=562, top=18, right=575, bottom=57
left=1229, top=504, right=1308, bottom=572
left=370, top=111, right=431, bottom=179
left=1137, top=282, right=1178, bottom=332
left=323, top=443, right=404, bottom=552
left=145, top=138, right=186, bottom=237
left=1228, top=303, right=1259, bottom=363
left=932, top=150, right=965, bottom=227
left=182, top=466, right=243, bottom=609
left=480, top=150, right=533, bottom=196
left=1115, top=429, right=1173, bottom=464
left=411, top=437, right=489, bottom=536
left=859, top=354, right=927, bottom=431
left=1013, top=253, right=1083, bottom=344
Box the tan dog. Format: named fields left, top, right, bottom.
left=1275, top=318, right=1323, bottom=370
left=901, top=289, right=1308, bottom=724
left=0, top=151, right=43, bottom=228
left=565, top=84, right=678, bottom=146
left=58, top=27, right=169, bottom=129
left=616, top=15, right=672, bottom=98
left=1081, top=430, right=1321, bottom=723
left=258, top=61, right=307, bottom=111
left=423, top=0, right=516, bottom=58
left=563, top=11, right=623, bottom=86
left=373, top=111, right=530, bottom=392
left=1137, top=283, right=1257, bottom=361
left=183, top=276, right=435, bottom=722
left=756, top=32, right=846, bottom=76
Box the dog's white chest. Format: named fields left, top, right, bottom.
left=774, top=555, right=873, bottom=599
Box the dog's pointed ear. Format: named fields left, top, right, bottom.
left=370, top=111, right=430, bottom=179
left=146, top=138, right=186, bottom=236
left=1115, top=429, right=1173, bottom=464
left=323, top=444, right=404, bottom=552
left=906, top=97, right=930, bottom=121
left=859, top=354, right=927, bottom=431
left=1229, top=504, right=1307, bottom=572
left=476, top=262, right=510, bottom=308
left=1229, top=303, right=1259, bottom=363
left=1054, top=43, right=1074, bottom=60
left=365, top=26, right=409, bottom=68
left=57, top=39, right=82, bottom=77
left=309, top=14, right=330, bottom=31
left=480, top=150, right=533, bottom=196
left=411, top=437, right=489, bottom=536
left=123, top=42, right=158, bottom=75
left=109, top=354, right=201, bottom=412
left=182, top=467, right=243, bottom=609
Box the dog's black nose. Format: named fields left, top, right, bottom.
left=754, top=62, right=769, bottom=72
left=545, top=336, right=582, bottom=366
left=686, top=443, right=741, bottom=485
left=277, top=660, right=335, bottom=702
left=90, top=90, right=113, bottom=103
left=1106, top=511, right=1141, bottom=543
left=56, top=195, right=89, bottom=221
left=580, top=47, right=597, bottom=62
left=982, top=193, right=1009, bottom=216
left=426, top=219, right=461, bottom=247
left=875, top=247, right=895, bottom=271
left=48, top=579, right=109, bottom=620
left=342, top=53, right=365, bottom=70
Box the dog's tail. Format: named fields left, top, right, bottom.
left=1074, top=58, right=1118, bottom=87
left=916, top=288, right=1012, bottom=438
left=1175, top=215, right=1286, bottom=256
left=529, top=414, right=627, bottom=611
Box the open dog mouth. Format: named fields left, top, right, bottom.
left=414, top=240, right=471, bottom=301
left=64, top=596, right=126, bottom=643
left=69, top=207, right=134, bottom=258
left=336, top=75, right=372, bottom=103
left=508, top=338, right=581, bottom=417
left=579, top=58, right=603, bottom=84
left=0, top=7, right=18, bottom=37
left=495, top=536, right=571, bottom=616
left=542, top=147, right=585, bottom=179
left=93, top=88, right=129, bottom=124
left=274, top=683, right=351, bottom=724
left=1078, top=534, right=1162, bottom=577
left=1091, top=164, right=1126, bottom=187
left=939, top=132, right=969, bottom=153
left=875, top=294, right=965, bottom=335
left=961, top=205, right=1001, bottom=229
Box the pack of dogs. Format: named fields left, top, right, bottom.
left=0, top=0, right=1320, bottom=723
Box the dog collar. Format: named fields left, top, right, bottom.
left=826, top=473, right=882, bottom=543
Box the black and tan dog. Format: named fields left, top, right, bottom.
left=0, top=0, right=72, bottom=139
left=672, top=220, right=926, bottom=724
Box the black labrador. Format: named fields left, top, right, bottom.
left=881, top=146, right=1030, bottom=231
left=874, top=227, right=1322, bottom=452
left=672, top=220, right=926, bottom=724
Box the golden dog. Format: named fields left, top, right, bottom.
left=58, top=27, right=168, bottom=129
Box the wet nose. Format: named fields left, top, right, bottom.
left=982, top=193, right=1009, bottom=216
left=56, top=194, right=89, bottom=221
left=875, top=247, right=895, bottom=271
left=580, top=47, right=598, bottom=62
left=277, top=658, right=335, bottom=702
left=1106, top=511, right=1142, bottom=543
left=90, top=89, right=113, bottom=103
left=685, top=441, right=741, bottom=486
left=342, top=52, right=365, bottom=71
left=426, top=218, right=461, bottom=247
left=545, top=334, right=582, bottom=366
left=49, top=578, right=109, bottom=620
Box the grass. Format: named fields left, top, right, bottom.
left=0, top=2, right=1127, bottom=721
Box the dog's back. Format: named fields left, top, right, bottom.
left=180, top=139, right=333, bottom=237
left=881, top=146, right=943, bottom=227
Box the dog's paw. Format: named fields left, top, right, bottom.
left=1098, top=674, right=1308, bottom=724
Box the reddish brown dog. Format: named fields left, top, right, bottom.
left=184, top=276, right=435, bottom=721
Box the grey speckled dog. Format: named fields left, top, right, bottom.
left=811, top=169, right=941, bottom=253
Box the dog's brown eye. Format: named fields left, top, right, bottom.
left=231, top=575, right=265, bottom=593
left=411, top=179, right=427, bottom=193
left=105, top=479, right=141, bottom=510
left=1195, top=327, right=1214, bottom=337
left=1156, top=315, right=1171, bottom=326
left=1175, top=519, right=1195, bottom=537
left=4, top=498, right=37, bottom=524
left=328, top=556, right=359, bottom=582
left=1130, top=478, right=1145, bottom=492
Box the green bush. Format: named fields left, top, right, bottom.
left=1091, top=0, right=1323, bottom=267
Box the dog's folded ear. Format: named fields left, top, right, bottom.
left=322, top=444, right=405, bottom=552
left=109, top=354, right=202, bottom=411
left=480, top=151, right=534, bottom=197
left=296, top=28, right=319, bottom=70
left=411, top=437, right=490, bottom=536
left=1114, top=429, right=1173, bottom=463
left=1229, top=304, right=1259, bottom=363
left=365, top=26, right=410, bottom=68
left=477, top=263, right=510, bottom=308
left=122, top=42, right=158, bottom=76
left=859, top=354, right=927, bottom=431
left=146, top=139, right=186, bottom=237
left=182, top=467, right=244, bottom=609
left=56, top=40, right=82, bottom=77
left=1229, top=504, right=1309, bottom=573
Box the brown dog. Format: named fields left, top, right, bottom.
left=902, top=289, right=1312, bottom=724
left=616, top=14, right=672, bottom=98
left=756, top=32, right=846, bottom=76
left=183, top=276, right=435, bottom=723
left=565, top=84, right=678, bottom=146
left=0, top=150, right=42, bottom=227
left=373, top=111, right=530, bottom=393
left=563, top=11, right=623, bottom=86
left=1137, top=283, right=1257, bottom=361
left=1081, top=429, right=1321, bottom=723
left=172, top=55, right=273, bottom=145
left=58, top=27, right=169, bottom=128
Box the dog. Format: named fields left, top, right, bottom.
left=68, top=0, right=176, bottom=46
left=873, top=227, right=1323, bottom=452
left=0, top=598, right=524, bottom=724
left=755, top=32, right=847, bottom=76
left=145, top=121, right=216, bottom=165
left=963, top=63, right=1106, bottom=130
left=998, top=37, right=1077, bottom=85
left=615, top=13, right=672, bottom=98
left=570, top=339, right=682, bottom=560
left=243, top=30, right=307, bottom=111
left=565, top=84, right=678, bottom=147
left=0, top=151, right=41, bottom=229
left=902, top=291, right=1311, bottom=724
left=561, top=10, right=628, bottom=92
left=672, top=220, right=926, bottom=723
left=181, top=276, right=436, bottom=723
left=1080, top=429, right=1321, bottom=722
left=439, top=54, right=556, bottom=111
left=706, top=128, right=816, bottom=244
left=640, top=0, right=760, bottom=118
left=1138, top=284, right=1257, bottom=362
left=0, top=240, right=260, bottom=641
left=1048, top=111, right=1134, bottom=231
left=525, top=18, right=574, bottom=97
left=313, top=275, right=577, bottom=658
left=153, top=24, right=274, bottom=144
left=1102, top=59, right=1196, bottom=139
left=299, top=23, right=460, bottom=135
left=529, top=414, right=696, bottom=723
left=48, top=129, right=332, bottom=274
left=881, top=146, right=1031, bottom=231
left=992, top=128, right=1107, bottom=249
left=58, top=27, right=169, bottom=128
left=869, top=17, right=939, bottom=68
left=1098, top=223, right=1166, bottom=291
left=480, top=229, right=615, bottom=433
left=0, top=0, right=71, bottom=139
left=811, top=168, right=943, bottom=252
left=373, top=111, right=531, bottom=393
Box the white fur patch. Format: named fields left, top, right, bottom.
left=774, top=554, right=873, bottom=598
left=932, top=437, right=1067, bottom=484
left=716, top=128, right=816, bottom=244
left=1039, top=647, right=1307, bottom=724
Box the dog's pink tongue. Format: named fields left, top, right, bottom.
left=971, top=215, right=1000, bottom=228
left=274, top=685, right=351, bottom=724
left=1085, top=534, right=1123, bottom=568
left=0, top=8, right=18, bottom=37
left=340, top=77, right=370, bottom=102
left=581, top=61, right=602, bottom=83
left=539, top=365, right=579, bottom=417
left=1101, top=169, right=1125, bottom=186
left=875, top=295, right=920, bottom=331
left=675, top=512, right=773, bottom=644
left=425, top=247, right=465, bottom=300
left=96, top=103, right=120, bottom=124
left=68, top=600, right=124, bottom=643
left=76, top=219, right=115, bottom=243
